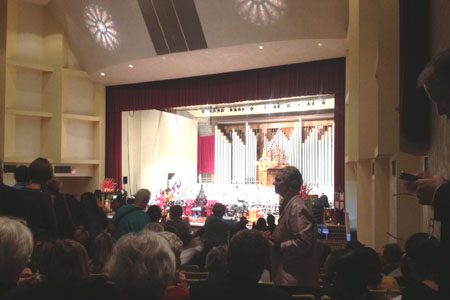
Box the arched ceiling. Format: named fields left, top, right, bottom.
left=44, top=0, right=348, bottom=86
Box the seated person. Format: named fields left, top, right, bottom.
left=165, top=205, right=191, bottom=242
left=0, top=217, right=33, bottom=297
left=190, top=230, right=291, bottom=300
left=106, top=230, right=176, bottom=300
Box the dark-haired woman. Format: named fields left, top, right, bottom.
left=80, top=192, right=108, bottom=241
left=22, top=158, right=57, bottom=241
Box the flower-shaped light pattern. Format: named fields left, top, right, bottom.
left=234, top=0, right=286, bottom=26
left=85, top=4, right=119, bottom=50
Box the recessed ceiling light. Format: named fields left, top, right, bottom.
left=259, top=45, right=264, bottom=50
left=100, top=72, right=105, bottom=76
left=318, top=42, right=323, bottom=47
left=128, top=64, right=134, bottom=68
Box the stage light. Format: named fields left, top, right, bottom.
left=259, top=45, right=264, bottom=50
left=128, top=64, right=134, bottom=68
left=318, top=42, right=323, bottom=47
left=100, top=72, right=105, bottom=76
left=85, top=4, right=119, bottom=50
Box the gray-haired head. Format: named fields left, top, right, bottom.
left=281, top=166, right=303, bottom=192
left=134, top=189, right=151, bottom=209
left=158, top=231, right=183, bottom=269
left=206, top=245, right=228, bottom=280
left=106, top=230, right=175, bottom=300
left=144, top=222, right=164, bottom=232
left=0, top=217, right=33, bottom=285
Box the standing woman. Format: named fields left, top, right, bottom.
left=23, top=158, right=58, bottom=241
left=268, top=166, right=318, bottom=295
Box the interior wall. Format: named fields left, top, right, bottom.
left=122, top=110, right=198, bottom=196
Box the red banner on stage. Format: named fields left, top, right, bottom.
left=197, top=136, right=215, bottom=174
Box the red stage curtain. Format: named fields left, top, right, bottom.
left=106, top=58, right=345, bottom=192
left=197, top=136, right=215, bottom=174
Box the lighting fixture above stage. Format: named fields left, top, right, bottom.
left=171, top=95, right=335, bottom=118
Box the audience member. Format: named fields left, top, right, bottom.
left=312, top=193, right=330, bottom=224
left=401, top=232, right=442, bottom=300
left=109, top=188, right=151, bottom=243
left=266, top=214, right=276, bottom=234
left=190, top=230, right=291, bottom=300
left=330, top=247, right=382, bottom=300
left=22, top=158, right=57, bottom=241
left=203, top=203, right=243, bottom=249
left=0, top=160, right=26, bottom=220
left=267, top=166, right=318, bottom=294
left=147, top=205, right=163, bottom=223
left=253, top=217, right=267, bottom=231
left=39, top=239, right=89, bottom=283
left=144, top=222, right=165, bottom=232
left=13, top=166, right=29, bottom=190
left=205, top=245, right=228, bottom=281
left=106, top=230, right=175, bottom=300
left=381, top=243, right=403, bottom=277
left=158, top=231, right=189, bottom=300
left=165, top=205, right=191, bottom=242
left=0, top=217, right=33, bottom=296
left=89, top=232, right=113, bottom=274
left=45, top=178, right=75, bottom=239
left=80, top=192, right=108, bottom=240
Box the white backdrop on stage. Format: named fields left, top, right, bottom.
left=122, top=110, right=198, bottom=196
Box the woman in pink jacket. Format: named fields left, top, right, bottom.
left=267, top=166, right=318, bottom=295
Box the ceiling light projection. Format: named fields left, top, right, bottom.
left=234, top=0, right=287, bottom=26
left=85, top=4, right=119, bottom=50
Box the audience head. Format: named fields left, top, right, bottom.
left=106, top=230, right=175, bottom=300
left=80, top=192, right=101, bottom=218
left=147, top=205, right=162, bottom=222
left=419, top=48, right=450, bottom=118
left=158, top=231, right=183, bottom=270
left=134, top=189, right=151, bottom=209
left=29, top=158, right=53, bottom=186
left=227, top=229, right=270, bottom=283
left=169, top=205, right=183, bottom=220
left=402, top=232, right=440, bottom=282
left=254, top=217, right=267, bottom=231
left=144, top=222, right=164, bottom=232
left=89, top=232, right=113, bottom=274
left=212, top=203, right=226, bottom=217
left=266, top=214, right=275, bottom=226
left=275, top=166, right=303, bottom=196
left=0, top=217, right=33, bottom=287
left=40, top=239, right=89, bottom=283
left=332, top=247, right=382, bottom=296
left=345, top=240, right=364, bottom=250
left=14, top=165, right=29, bottom=184
left=206, top=245, right=228, bottom=280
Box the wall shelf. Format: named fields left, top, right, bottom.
left=4, top=157, right=53, bottom=164
left=7, top=59, right=54, bottom=73
left=6, top=108, right=53, bottom=118
left=59, top=158, right=100, bottom=165
left=63, top=113, right=100, bottom=122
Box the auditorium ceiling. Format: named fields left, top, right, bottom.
left=34, top=0, right=348, bottom=86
